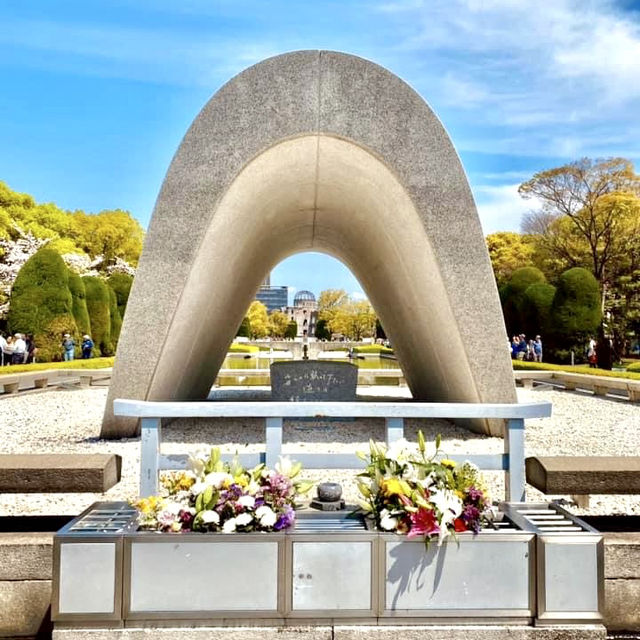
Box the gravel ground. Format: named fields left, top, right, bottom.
left=0, top=384, right=638, bottom=517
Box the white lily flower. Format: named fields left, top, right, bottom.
left=201, top=510, right=220, bottom=525
left=238, top=495, right=255, bottom=509
left=275, top=456, right=293, bottom=476
left=190, top=481, right=207, bottom=496
left=188, top=455, right=205, bottom=477
left=385, top=438, right=412, bottom=464
left=247, top=480, right=260, bottom=495
left=430, top=488, right=463, bottom=520
left=222, top=518, right=237, bottom=533
left=236, top=512, right=253, bottom=527
left=204, top=472, right=232, bottom=488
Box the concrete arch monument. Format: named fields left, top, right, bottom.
left=102, top=50, right=516, bottom=438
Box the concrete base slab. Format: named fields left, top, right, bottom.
left=52, top=626, right=606, bottom=640
left=0, top=532, right=53, bottom=580
left=0, top=579, right=51, bottom=637
left=605, top=579, right=640, bottom=632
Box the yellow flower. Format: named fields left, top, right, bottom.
left=441, top=459, right=457, bottom=469
left=235, top=474, right=248, bottom=488
left=381, top=478, right=411, bottom=497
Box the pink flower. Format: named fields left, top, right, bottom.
left=407, top=507, right=440, bottom=539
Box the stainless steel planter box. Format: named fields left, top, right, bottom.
left=53, top=502, right=602, bottom=626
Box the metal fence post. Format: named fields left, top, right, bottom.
left=265, top=417, right=283, bottom=469
left=140, top=417, right=161, bottom=497
left=385, top=417, right=404, bottom=444
left=505, top=418, right=526, bottom=502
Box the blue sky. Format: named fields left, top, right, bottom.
left=2, top=0, right=639, bottom=302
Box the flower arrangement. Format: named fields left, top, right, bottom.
left=132, top=448, right=311, bottom=533
left=356, top=432, right=492, bottom=544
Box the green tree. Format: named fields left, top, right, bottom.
left=83, top=276, right=112, bottom=356
left=247, top=300, right=269, bottom=339
left=268, top=310, right=289, bottom=338
left=500, top=267, right=547, bottom=335
left=317, top=289, right=348, bottom=325
left=72, top=209, right=144, bottom=266
left=107, top=273, right=134, bottom=319
left=314, top=317, right=331, bottom=340
left=7, top=248, right=77, bottom=361
left=236, top=316, right=251, bottom=338
left=284, top=320, right=298, bottom=339
left=521, top=282, right=556, bottom=339
left=486, top=232, right=537, bottom=288
left=550, top=268, right=601, bottom=353
left=68, top=271, right=91, bottom=336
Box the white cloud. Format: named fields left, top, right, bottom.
left=473, top=183, right=533, bottom=234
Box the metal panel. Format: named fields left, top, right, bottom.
left=505, top=418, right=525, bottom=502
left=128, top=540, right=279, bottom=612
left=58, top=542, right=117, bottom=614
left=384, top=537, right=532, bottom=613
left=292, top=541, right=372, bottom=611
left=537, top=535, right=602, bottom=620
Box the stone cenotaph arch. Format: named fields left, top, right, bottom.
left=101, top=50, right=516, bottom=439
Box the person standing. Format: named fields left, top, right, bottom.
left=62, top=333, right=75, bottom=361
left=0, top=333, right=9, bottom=366
left=12, top=333, right=26, bottom=365
left=587, top=337, right=597, bottom=368
left=533, top=336, right=543, bottom=363
left=81, top=335, right=94, bottom=359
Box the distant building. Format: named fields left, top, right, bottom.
left=286, top=290, right=318, bottom=338
left=256, top=285, right=288, bottom=312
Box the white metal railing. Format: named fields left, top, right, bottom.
left=113, top=399, right=552, bottom=502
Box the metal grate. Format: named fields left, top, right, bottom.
left=294, top=513, right=367, bottom=532
left=67, top=504, right=137, bottom=534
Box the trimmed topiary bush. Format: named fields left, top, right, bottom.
left=521, top=282, right=556, bottom=338
left=83, top=276, right=112, bottom=357
left=107, top=286, right=122, bottom=346
left=501, top=267, right=547, bottom=335
left=7, top=248, right=78, bottom=361
left=107, top=273, right=133, bottom=319
left=550, top=267, right=601, bottom=350
left=68, top=271, right=91, bottom=337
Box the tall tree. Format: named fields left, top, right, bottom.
left=246, top=300, right=269, bottom=339
left=519, top=158, right=640, bottom=288
left=268, top=310, right=289, bottom=338
left=486, top=232, right=537, bottom=288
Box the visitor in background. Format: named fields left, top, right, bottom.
left=587, top=336, right=597, bottom=368
left=82, top=335, right=94, bottom=359
left=517, top=334, right=527, bottom=361
left=12, top=333, right=26, bottom=365
left=527, top=339, right=535, bottom=361
left=0, top=332, right=10, bottom=366
left=533, top=335, right=543, bottom=362
left=510, top=335, right=520, bottom=359
left=62, top=333, right=75, bottom=361
left=25, top=334, right=37, bottom=363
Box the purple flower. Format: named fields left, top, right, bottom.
left=274, top=506, right=295, bottom=531
left=467, top=486, right=484, bottom=502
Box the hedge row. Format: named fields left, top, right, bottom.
left=513, top=360, right=640, bottom=381
left=0, top=356, right=115, bottom=375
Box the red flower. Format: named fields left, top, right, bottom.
left=453, top=518, right=467, bottom=533
left=407, top=507, right=440, bottom=539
